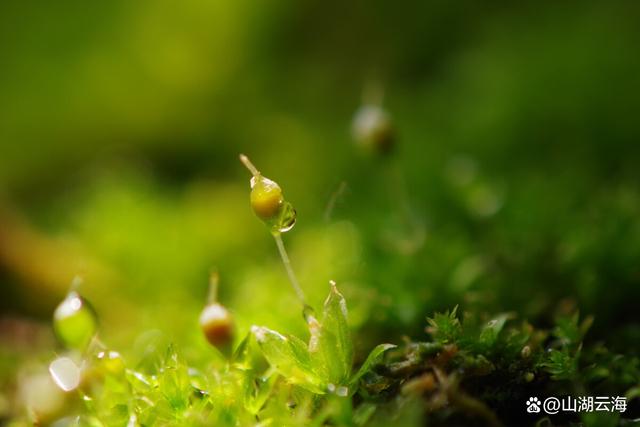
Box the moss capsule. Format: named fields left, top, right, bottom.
left=53, top=291, right=97, bottom=350
left=250, top=175, right=284, bottom=220
left=199, top=302, right=233, bottom=350
left=351, top=104, right=395, bottom=155
left=240, top=154, right=296, bottom=234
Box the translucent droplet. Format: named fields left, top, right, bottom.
left=270, top=201, right=296, bottom=233
left=49, top=357, right=81, bottom=392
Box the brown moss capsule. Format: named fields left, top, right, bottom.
left=351, top=104, right=395, bottom=155
left=199, top=302, right=233, bottom=349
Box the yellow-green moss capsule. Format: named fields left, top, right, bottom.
left=199, top=303, right=233, bottom=349
left=240, top=154, right=297, bottom=234
left=351, top=104, right=395, bottom=155
left=250, top=175, right=284, bottom=220
left=53, top=291, right=97, bottom=350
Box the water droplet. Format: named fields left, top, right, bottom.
left=269, top=201, right=296, bottom=233
left=49, top=357, right=81, bottom=392
left=251, top=325, right=268, bottom=343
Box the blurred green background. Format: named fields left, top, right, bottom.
left=1, top=0, right=639, bottom=375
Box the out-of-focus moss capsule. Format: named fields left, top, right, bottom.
left=199, top=303, right=233, bottom=349
left=200, top=271, right=234, bottom=351
left=53, top=291, right=97, bottom=350
left=351, top=104, right=395, bottom=155
left=240, top=154, right=297, bottom=234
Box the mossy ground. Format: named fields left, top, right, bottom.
left=1, top=1, right=640, bottom=426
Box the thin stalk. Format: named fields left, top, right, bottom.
left=69, top=275, right=83, bottom=292
left=272, top=232, right=306, bottom=305
left=362, top=80, right=384, bottom=106
left=207, top=270, right=219, bottom=304
left=323, top=180, right=347, bottom=222
left=239, top=154, right=260, bottom=176
left=382, top=157, right=426, bottom=254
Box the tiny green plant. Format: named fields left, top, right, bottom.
left=239, top=153, right=305, bottom=305
left=249, top=280, right=396, bottom=396
left=239, top=154, right=396, bottom=395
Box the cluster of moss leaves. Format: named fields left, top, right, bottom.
left=7, top=285, right=639, bottom=426
left=6, top=283, right=392, bottom=426
left=362, top=308, right=640, bottom=426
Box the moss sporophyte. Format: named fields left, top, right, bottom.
left=240, top=154, right=396, bottom=396
left=199, top=270, right=234, bottom=352
left=239, top=154, right=304, bottom=305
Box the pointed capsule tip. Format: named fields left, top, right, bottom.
left=239, top=154, right=259, bottom=176
left=70, top=275, right=84, bottom=292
